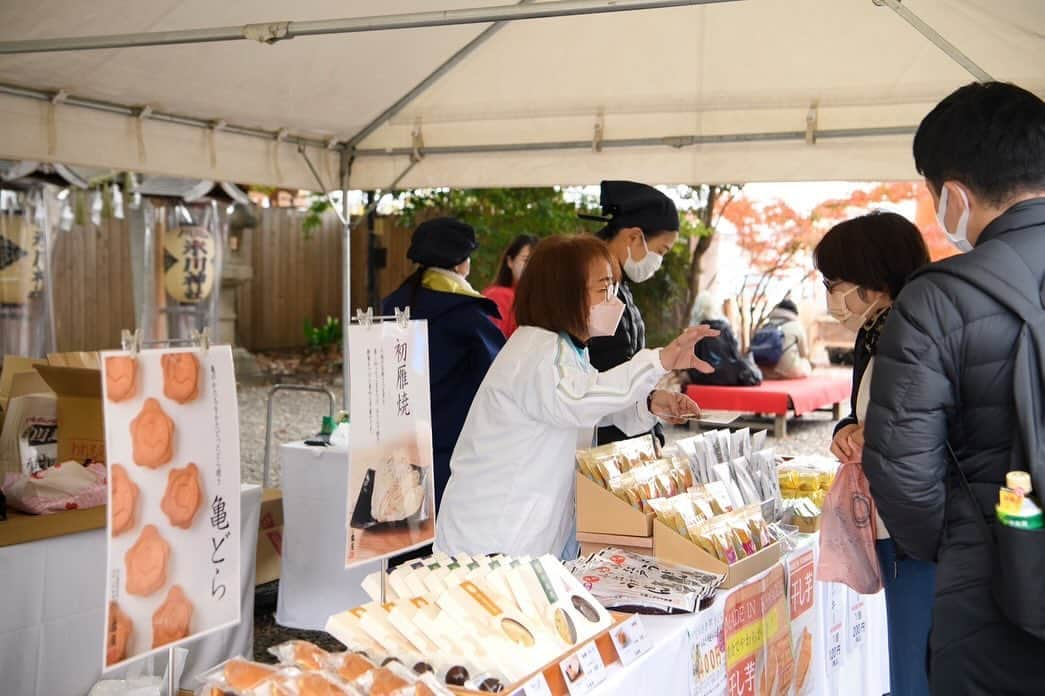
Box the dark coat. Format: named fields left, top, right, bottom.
left=588, top=281, right=663, bottom=445
left=382, top=282, right=505, bottom=509
left=863, top=198, right=1045, bottom=695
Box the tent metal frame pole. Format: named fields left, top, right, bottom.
left=346, top=0, right=535, bottom=149
left=873, top=0, right=992, bottom=82
left=353, top=125, right=917, bottom=157
left=0, top=0, right=737, bottom=55
left=340, top=150, right=353, bottom=412
left=0, top=81, right=333, bottom=151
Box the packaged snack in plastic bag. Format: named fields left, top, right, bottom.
left=269, top=640, right=330, bottom=671
left=196, top=658, right=281, bottom=693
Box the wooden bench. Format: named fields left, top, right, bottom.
left=685, top=373, right=852, bottom=438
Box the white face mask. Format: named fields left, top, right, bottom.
left=622, top=243, right=663, bottom=283
left=827, top=285, right=880, bottom=332
left=937, top=186, right=973, bottom=253
left=588, top=296, right=626, bottom=337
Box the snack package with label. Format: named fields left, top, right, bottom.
left=196, top=657, right=282, bottom=694
left=0, top=391, right=58, bottom=476
left=570, top=548, right=724, bottom=614
left=270, top=640, right=332, bottom=672
left=729, top=457, right=762, bottom=506
left=2, top=460, right=107, bottom=514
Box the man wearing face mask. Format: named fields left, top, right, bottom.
left=862, top=82, right=1045, bottom=694
left=583, top=180, right=681, bottom=446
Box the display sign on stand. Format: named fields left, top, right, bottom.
left=345, top=308, right=436, bottom=569
left=724, top=564, right=793, bottom=696
left=100, top=331, right=242, bottom=671
left=689, top=606, right=727, bottom=696
left=787, top=548, right=817, bottom=695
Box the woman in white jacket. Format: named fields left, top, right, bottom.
left=435, top=235, right=717, bottom=559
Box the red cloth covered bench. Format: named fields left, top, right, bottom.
left=685, top=373, right=852, bottom=438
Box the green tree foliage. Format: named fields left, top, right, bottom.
left=399, top=188, right=597, bottom=291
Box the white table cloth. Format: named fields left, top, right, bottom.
left=0, top=484, right=261, bottom=696
left=276, top=441, right=381, bottom=631
left=590, top=535, right=890, bottom=696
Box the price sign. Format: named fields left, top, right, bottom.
left=560, top=641, right=608, bottom=695
left=511, top=672, right=553, bottom=696
left=847, top=589, right=867, bottom=653
left=610, top=614, right=653, bottom=665
left=827, top=583, right=845, bottom=673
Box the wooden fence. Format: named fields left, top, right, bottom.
left=51, top=217, right=135, bottom=352
left=45, top=209, right=414, bottom=353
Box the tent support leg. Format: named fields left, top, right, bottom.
left=874, top=0, right=992, bottom=82
left=340, top=150, right=354, bottom=412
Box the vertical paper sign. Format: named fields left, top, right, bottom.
left=346, top=320, right=436, bottom=567
left=825, top=582, right=846, bottom=677
left=689, top=603, right=727, bottom=696
left=846, top=588, right=867, bottom=654
left=100, top=346, right=241, bottom=669
left=726, top=565, right=793, bottom=696
left=787, top=549, right=817, bottom=695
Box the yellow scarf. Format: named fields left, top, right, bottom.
left=421, top=268, right=482, bottom=298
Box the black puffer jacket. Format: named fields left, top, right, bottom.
left=863, top=198, right=1045, bottom=695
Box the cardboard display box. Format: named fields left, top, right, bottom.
left=575, top=473, right=653, bottom=537
left=256, top=488, right=284, bottom=585
left=0, top=505, right=107, bottom=547
left=576, top=531, right=653, bottom=558
left=652, top=519, right=781, bottom=589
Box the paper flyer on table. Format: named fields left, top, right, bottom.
left=346, top=319, right=435, bottom=568
left=725, top=564, right=793, bottom=696
left=100, top=345, right=241, bottom=669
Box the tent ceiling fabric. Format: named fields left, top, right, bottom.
left=0, top=0, right=1042, bottom=189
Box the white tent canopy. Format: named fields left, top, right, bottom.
left=1, top=0, right=1043, bottom=191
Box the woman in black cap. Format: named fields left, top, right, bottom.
left=383, top=217, right=506, bottom=511
left=584, top=180, right=681, bottom=446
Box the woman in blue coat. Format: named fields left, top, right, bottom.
left=382, top=217, right=506, bottom=510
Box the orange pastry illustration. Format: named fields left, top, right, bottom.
left=111, top=464, right=139, bottom=536
left=161, top=462, right=203, bottom=529
left=125, top=524, right=170, bottom=596
left=162, top=352, right=200, bottom=404
left=224, top=659, right=278, bottom=691
left=152, top=585, right=193, bottom=648
left=793, top=628, right=813, bottom=693
left=106, top=356, right=138, bottom=403
left=131, top=398, right=174, bottom=469
left=106, top=601, right=133, bottom=666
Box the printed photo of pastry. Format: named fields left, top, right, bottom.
left=125, top=524, right=170, bottom=597
left=562, top=655, right=584, bottom=683
left=615, top=627, right=631, bottom=649
left=793, top=628, right=813, bottom=693
left=110, top=464, right=139, bottom=536
left=500, top=617, right=536, bottom=647
left=571, top=594, right=601, bottom=623
left=105, top=356, right=138, bottom=403
left=554, top=607, right=578, bottom=645
left=161, top=352, right=201, bottom=404
left=161, top=462, right=203, bottom=529
left=152, top=584, right=193, bottom=648
left=130, top=398, right=175, bottom=469
left=106, top=601, right=133, bottom=666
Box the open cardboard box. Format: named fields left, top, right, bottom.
left=449, top=612, right=629, bottom=696
left=34, top=352, right=105, bottom=465
left=652, top=519, right=781, bottom=589
left=256, top=488, right=284, bottom=585
left=575, top=473, right=653, bottom=537
left=577, top=531, right=653, bottom=558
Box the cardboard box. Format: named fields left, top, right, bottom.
left=576, top=531, right=653, bottom=559
left=256, top=487, right=284, bottom=585
left=575, top=473, right=653, bottom=537
left=35, top=363, right=105, bottom=465
left=0, top=505, right=106, bottom=548
left=652, top=519, right=781, bottom=589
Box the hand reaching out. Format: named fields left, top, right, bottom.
left=659, top=325, right=720, bottom=372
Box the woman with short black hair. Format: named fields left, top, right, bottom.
left=813, top=210, right=932, bottom=696
left=436, top=235, right=716, bottom=558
